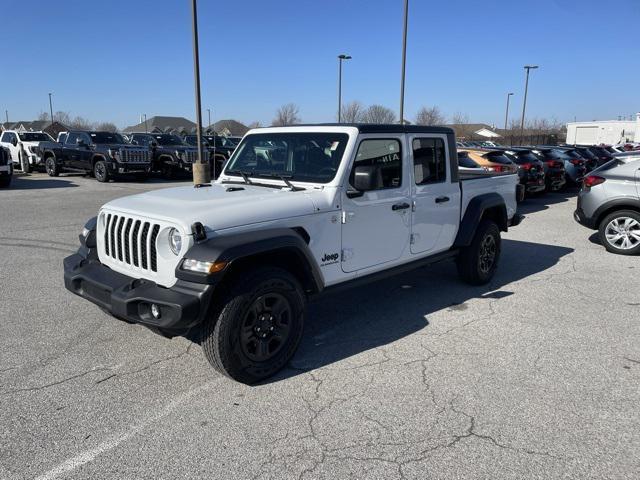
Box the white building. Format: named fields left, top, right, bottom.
left=566, top=113, right=640, bottom=145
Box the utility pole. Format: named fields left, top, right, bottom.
left=144, top=114, right=148, bottom=133
left=4, top=110, right=8, bottom=124
left=519, top=65, right=538, bottom=145
left=337, top=54, right=351, bottom=122
left=504, top=92, right=513, bottom=131
left=48, top=93, right=54, bottom=125
left=190, top=0, right=210, bottom=185
left=207, top=108, right=211, bottom=131
left=399, top=0, right=409, bottom=125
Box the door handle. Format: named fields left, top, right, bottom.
left=435, top=196, right=450, bottom=204
left=392, top=202, right=410, bottom=211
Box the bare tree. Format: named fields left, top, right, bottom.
left=340, top=101, right=365, bottom=123
left=95, top=122, right=118, bottom=132
left=37, top=111, right=50, bottom=121
left=248, top=121, right=263, bottom=129
left=451, top=112, right=470, bottom=124
left=272, top=103, right=300, bottom=126
left=414, top=106, right=445, bottom=126
left=55, top=111, right=71, bottom=125
left=70, top=116, right=93, bottom=130
left=363, top=105, right=396, bottom=124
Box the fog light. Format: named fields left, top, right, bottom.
left=151, top=303, right=161, bottom=319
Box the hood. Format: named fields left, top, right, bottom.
left=102, top=183, right=319, bottom=233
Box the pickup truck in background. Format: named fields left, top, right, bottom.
left=64, top=124, right=523, bottom=384
left=38, top=131, right=152, bottom=182
left=184, top=134, right=236, bottom=179
left=0, top=130, right=55, bottom=173
left=0, top=146, right=11, bottom=187
left=128, top=133, right=198, bottom=179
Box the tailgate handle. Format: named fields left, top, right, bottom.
left=392, top=202, right=410, bottom=211
left=435, top=196, right=450, bottom=203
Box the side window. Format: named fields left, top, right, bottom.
left=413, top=137, right=447, bottom=185
left=65, top=132, right=80, bottom=145
left=351, top=138, right=402, bottom=190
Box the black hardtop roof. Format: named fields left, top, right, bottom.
left=259, top=123, right=455, bottom=135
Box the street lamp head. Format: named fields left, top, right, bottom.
left=524, top=65, right=539, bottom=70
left=338, top=54, right=352, bottom=60
left=508, top=92, right=514, bottom=96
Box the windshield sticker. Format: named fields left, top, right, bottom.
left=330, top=141, right=340, bottom=151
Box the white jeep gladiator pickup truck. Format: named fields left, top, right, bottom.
left=64, top=124, right=523, bottom=383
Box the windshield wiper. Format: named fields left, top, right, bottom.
left=226, top=169, right=253, bottom=185
left=261, top=172, right=305, bottom=191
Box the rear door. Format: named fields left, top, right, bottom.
left=410, top=135, right=461, bottom=254
left=340, top=135, right=411, bottom=273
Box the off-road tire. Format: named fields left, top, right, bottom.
left=457, top=220, right=501, bottom=285
left=598, top=210, right=640, bottom=256
left=45, top=157, right=59, bottom=177
left=201, top=267, right=306, bottom=384
left=94, top=160, right=110, bottom=183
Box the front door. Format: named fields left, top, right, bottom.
left=341, top=135, right=411, bottom=273
left=410, top=135, right=461, bottom=254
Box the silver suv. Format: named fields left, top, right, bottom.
left=574, top=153, right=640, bottom=255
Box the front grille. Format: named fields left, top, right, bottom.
left=184, top=150, right=197, bottom=163
left=103, top=214, right=160, bottom=272
left=121, top=149, right=150, bottom=163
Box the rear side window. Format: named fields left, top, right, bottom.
left=458, top=152, right=479, bottom=168
left=352, top=138, right=402, bottom=190
left=413, top=137, right=447, bottom=184
left=485, top=152, right=513, bottom=165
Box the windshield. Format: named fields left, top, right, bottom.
left=510, top=151, right=540, bottom=163
left=225, top=132, right=349, bottom=183
left=18, top=132, right=53, bottom=142
left=90, top=132, right=127, bottom=144
left=153, top=134, right=185, bottom=146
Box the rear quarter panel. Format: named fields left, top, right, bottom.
left=461, top=174, right=518, bottom=221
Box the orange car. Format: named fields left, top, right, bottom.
left=458, top=149, right=518, bottom=174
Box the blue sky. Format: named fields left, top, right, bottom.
left=1, top=0, right=638, bottom=129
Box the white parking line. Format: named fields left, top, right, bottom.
left=35, top=381, right=217, bottom=480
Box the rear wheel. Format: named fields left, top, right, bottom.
left=45, top=157, right=59, bottom=177
left=201, top=267, right=305, bottom=384
left=598, top=210, right=640, bottom=255
left=457, top=220, right=501, bottom=285
left=94, top=160, right=110, bottom=183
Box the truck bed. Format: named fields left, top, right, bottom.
left=459, top=172, right=519, bottom=222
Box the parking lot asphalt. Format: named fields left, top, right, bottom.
left=1, top=172, right=639, bottom=480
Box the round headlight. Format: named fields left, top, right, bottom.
left=168, top=228, right=182, bottom=255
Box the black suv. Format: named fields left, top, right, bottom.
left=490, top=147, right=546, bottom=195
left=129, top=133, right=198, bottom=179
left=527, top=147, right=567, bottom=191
left=183, top=134, right=236, bottom=178
left=39, top=131, right=151, bottom=182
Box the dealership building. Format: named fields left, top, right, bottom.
left=566, top=113, right=640, bottom=145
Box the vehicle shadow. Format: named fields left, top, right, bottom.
left=517, top=186, right=579, bottom=215
left=2, top=174, right=79, bottom=190
left=265, top=238, right=573, bottom=383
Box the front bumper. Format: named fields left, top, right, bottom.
left=63, top=253, right=214, bottom=335
left=108, top=162, right=151, bottom=174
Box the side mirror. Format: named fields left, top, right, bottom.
left=11, top=138, right=17, bottom=147
left=151, top=141, right=158, bottom=148
left=353, top=165, right=378, bottom=191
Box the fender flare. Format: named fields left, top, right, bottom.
left=592, top=198, right=640, bottom=228
left=175, top=228, right=324, bottom=293
left=453, top=193, right=508, bottom=247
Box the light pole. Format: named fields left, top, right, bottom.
left=143, top=114, right=148, bottom=133
left=48, top=93, right=54, bottom=125
left=207, top=108, right=211, bottom=131
left=399, top=0, right=409, bottom=125
left=519, top=65, right=538, bottom=144
left=337, top=54, right=351, bottom=123
left=504, top=92, right=513, bottom=131
left=190, top=0, right=210, bottom=185
left=4, top=110, right=8, bottom=124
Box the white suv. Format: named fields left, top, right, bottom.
left=0, top=130, right=54, bottom=172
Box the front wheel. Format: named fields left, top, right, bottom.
left=457, top=220, right=501, bottom=285
left=45, top=157, right=59, bottom=177
left=94, top=160, right=110, bottom=183
left=201, top=267, right=306, bottom=384
left=598, top=210, right=640, bottom=255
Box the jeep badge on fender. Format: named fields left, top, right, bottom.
left=64, top=124, right=523, bottom=384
